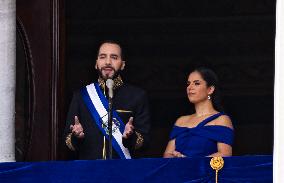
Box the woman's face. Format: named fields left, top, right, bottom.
left=186, top=71, right=213, bottom=104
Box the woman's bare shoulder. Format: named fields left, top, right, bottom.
left=215, top=115, right=234, bottom=129
left=175, top=114, right=194, bottom=126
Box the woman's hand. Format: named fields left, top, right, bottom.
left=164, top=150, right=186, bottom=158
left=164, top=139, right=186, bottom=158
left=171, top=150, right=186, bottom=158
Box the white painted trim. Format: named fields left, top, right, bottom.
left=0, top=0, right=16, bottom=162
left=274, top=0, right=284, bottom=182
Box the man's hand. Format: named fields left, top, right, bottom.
left=70, top=116, right=85, bottom=138
left=122, top=117, right=134, bottom=139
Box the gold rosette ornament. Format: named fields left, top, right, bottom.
left=210, top=157, right=224, bottom=183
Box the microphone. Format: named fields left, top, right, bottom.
left=106, top=79, right=114, bottom=98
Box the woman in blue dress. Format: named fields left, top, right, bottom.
left=164, top=67, right=234, bottom=158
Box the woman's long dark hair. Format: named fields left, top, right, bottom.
left=193, top=67, right=224, bottom=112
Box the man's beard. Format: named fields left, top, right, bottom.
left=97, top=67, right=121, bottom=80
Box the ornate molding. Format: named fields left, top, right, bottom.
left=16, top=17, right=36, bottom=161
left=51, top=0, right=60, bottom=160
left=51, top=0, right=66, bottom=160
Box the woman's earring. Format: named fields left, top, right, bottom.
left=208, top=95, right=211, bottom=100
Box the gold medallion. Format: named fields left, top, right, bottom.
left=210, top=157, right=224, bottom=183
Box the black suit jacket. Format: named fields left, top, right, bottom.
left=64, top=83, right=151, bottom=160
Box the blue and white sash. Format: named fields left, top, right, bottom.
left=81, top=83, right=131, bottom=159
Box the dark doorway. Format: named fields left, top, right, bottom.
left=64, top=1, right=275, bottom=157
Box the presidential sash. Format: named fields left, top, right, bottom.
left=80, top=83, right=131, bottom=159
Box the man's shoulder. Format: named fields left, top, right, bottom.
left=122, top=84, right=146, bottom=93
left=72, top=83, right=95, bottom=97
left=118, top=84, right=148, bottom=99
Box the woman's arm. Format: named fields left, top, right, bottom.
left=164, top=116, right=189, bottom=158
left=163, top=139, right=176, bottom=158
left=209, top=115, right=234, bottom=157
left=208, top=142, right=232, bottom=157
left=163, top=139, right=186, bottom=158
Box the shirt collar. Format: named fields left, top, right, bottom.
left=98, top=75, right=124, bottom=90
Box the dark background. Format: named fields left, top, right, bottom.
left=16, top=0, right=275, bottom=161
left=65, top=1, right=275, bottom=157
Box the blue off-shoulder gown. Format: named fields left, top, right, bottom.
left=170, top=112, right=234, bottom=157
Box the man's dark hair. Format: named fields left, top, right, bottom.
left=97, top=40, right=125, bottom=60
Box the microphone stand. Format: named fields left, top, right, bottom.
left=107, top=96, right=113, bottom=159
left=106, top=78, right=114, bottom=159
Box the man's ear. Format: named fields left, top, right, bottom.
left=121, top=61, right=126, bottom=70
left=95, top=61, right=98, bottom=70
left=208, top=86, right=215, bottom=95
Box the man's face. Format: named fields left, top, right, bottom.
left=95, top=43, right=125, bottom=79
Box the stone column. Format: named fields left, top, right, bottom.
left=0, top=0, right=16, bottom=162
left=274, top=0, right=284, bottom=181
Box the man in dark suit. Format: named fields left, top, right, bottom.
left=64, top=40, right=151, bottom=159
